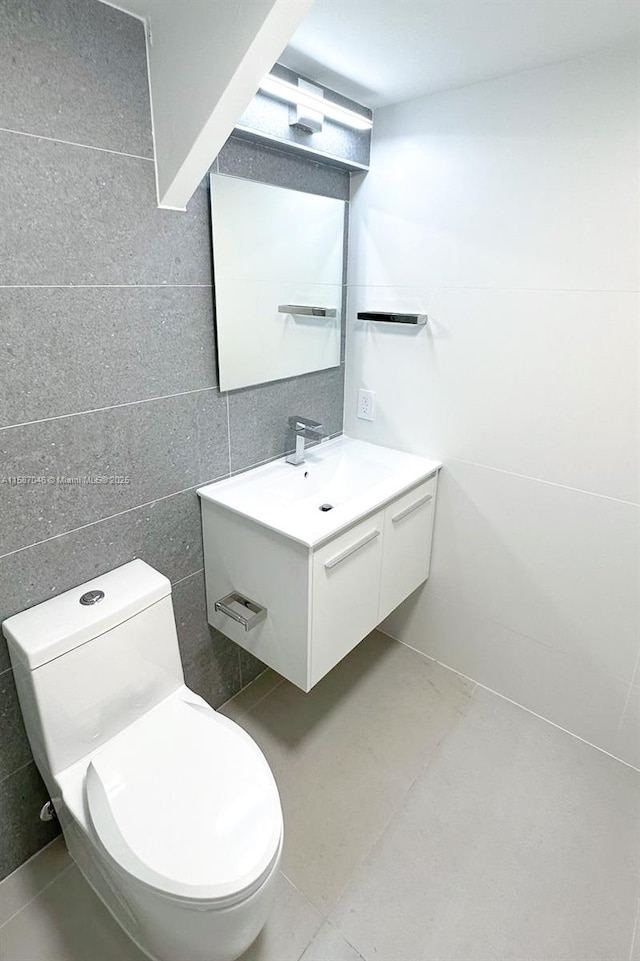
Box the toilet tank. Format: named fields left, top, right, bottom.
left=2, top=560, right=185, bottom=785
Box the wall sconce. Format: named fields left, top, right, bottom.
left=259, top=74, right=373, bottom=131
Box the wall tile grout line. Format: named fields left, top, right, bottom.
left=421, top=585, right=637, bottom=688
left=445, top=456, right=640, bottom=508
left=0, top=35, right=351, bottom=878
left=0, top=125, right=155, bottom=163
left=228, top=429, right=344, bottom=478
left=378, top=628, right=640, bottom=774
left=171, top=568, right=204, bottom=588
left=225, top=393, right=233, bottom=476
left=0, top=758, right=34, bottom=787
left=0, top=477, right=225, bottom=563
left=348, top=282, right=640, bottom=294
left=0, top=385, right=219, bottom=433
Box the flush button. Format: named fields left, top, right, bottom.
left=80, top=589, right=105, bottom=606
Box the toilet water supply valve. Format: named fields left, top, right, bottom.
left=40, top=800, right=57, bottom=822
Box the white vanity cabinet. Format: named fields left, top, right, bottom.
left=200, top=460, right=439, bottom=693
left=309, top=510, right=385, bottom=687
left=378, top=477, right=436, bottom=622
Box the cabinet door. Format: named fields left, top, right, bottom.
left=310, top=512, right=384, bottom=687
left=379, top=477, right=437, bottom=622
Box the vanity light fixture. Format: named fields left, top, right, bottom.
left=259, top=74, right=373, bottom=131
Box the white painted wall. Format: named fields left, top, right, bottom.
left=106, top=0, right=313, bottom=209
left=345, top=44, right=640, bottom=767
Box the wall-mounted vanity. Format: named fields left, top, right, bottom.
left=198, top=437, right=441, bottom=691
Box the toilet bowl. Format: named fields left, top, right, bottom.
left=3, top=560, right=283, bottom=961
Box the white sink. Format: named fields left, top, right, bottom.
left=198, top=436, right=441, bottom=547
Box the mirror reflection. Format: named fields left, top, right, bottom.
left=210, top=173, right=345, bottom=392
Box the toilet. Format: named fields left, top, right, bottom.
left=2, top=560, right=283, bottom=961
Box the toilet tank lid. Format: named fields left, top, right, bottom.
left=2, top=560, right=171, bottom=670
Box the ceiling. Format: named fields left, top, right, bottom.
left=281, top=0, right=640, bottom=108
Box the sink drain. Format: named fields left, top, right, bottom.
left=319, top=503, right=333, bottom=512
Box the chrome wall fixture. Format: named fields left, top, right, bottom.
left=214, top=591, right=267, bottom=632
left=357, top=311, right=428, bottom=325
left=278, top=304, right=337, bottom=317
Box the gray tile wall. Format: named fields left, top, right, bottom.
left=0, top=0, right=348, bottom=880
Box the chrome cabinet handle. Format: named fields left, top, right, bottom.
left=392, top=493, right=433, bottom=524
left=324, top=530, right=380, bottom=570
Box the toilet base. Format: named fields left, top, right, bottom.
left=61, top=818, right=282, bottom=961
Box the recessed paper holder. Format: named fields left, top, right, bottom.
left=357, top=311, right=427, bottom=325
left=278, top=304, right=337, bottom=318
left=214, top=591, right=267, bottom=632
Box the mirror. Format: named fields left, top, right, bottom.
left=210, top=173, right=345, bottom=392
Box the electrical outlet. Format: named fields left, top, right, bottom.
left=357, top=388, right=375, bottom=421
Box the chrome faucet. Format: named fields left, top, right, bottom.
left=286, top=416, right=327, bottom=466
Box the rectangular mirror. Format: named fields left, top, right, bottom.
left=210, top=173, right=345, bottom=392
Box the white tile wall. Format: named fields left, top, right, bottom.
left=414, top=460, right=639, bottom=679
left=349, top=44, right=640, bottom=293
left=346, top=43, right=640, bottom=766
left=385, top=589, right=639, bottom=770
left=346, top=286, right=639, bottom=502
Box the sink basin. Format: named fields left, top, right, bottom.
left=198, top=436, right=441, bottom=547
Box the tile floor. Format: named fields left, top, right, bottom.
left=0, top=631, right=638, bottom=961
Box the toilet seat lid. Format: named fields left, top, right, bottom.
left=85, top=691, right=282, bottom=903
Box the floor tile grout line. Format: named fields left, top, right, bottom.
left=219, top=673, right=285, bottom=719
left=384, top=630, right=640, bottom=774
left=0, top=385, right=219, bottom=433
left=0, top=125, right=154, bottom=162
left=336, top=744, right=458, bottom=918
left=324, top=920, right=366, bottom=961
left=0, top=860, right=75, bottom=932
left=0, top=834, right=63, bottom=887
left=322, top=666, right=478, bottom=921
left=278, top=869, right=325, bottom=961
left=629, top=895, right=640, bottom=961
left=620, top=646, right=640, bottom=727
left=0, top=476, right=222, bottom=562
left=446, top=455, right=640, bottom=508
left=279, top=870, right=325, bottom=937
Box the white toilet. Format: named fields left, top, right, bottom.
left=2, top=559, right=283, bottom=961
